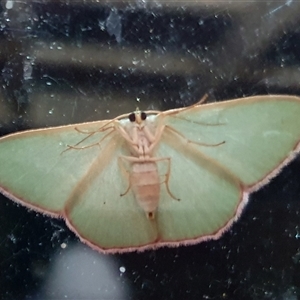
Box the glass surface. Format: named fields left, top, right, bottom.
left=0, top=1, right=300, bottom=299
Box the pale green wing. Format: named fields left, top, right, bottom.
left=147, top=95, right=300, bottom=246
left=0, top=121, right=161, bottom=252
left=63, top=136, right=160, bottom=252
left=0, top=121, right=118, bottom=214
left=153, top=130, right=243, bottom=245
left=161, top=95, right=300, bottom=187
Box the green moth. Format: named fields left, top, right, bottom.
left=0, top=95, right=300, bottom=253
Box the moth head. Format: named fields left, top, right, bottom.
left=128, top=109, right=147, bottom=125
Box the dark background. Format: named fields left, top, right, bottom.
left=0, top=1, right=300, bottom=299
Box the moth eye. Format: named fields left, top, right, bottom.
left=128, top=113, right=136, bottom=122
left=141, top=112, right=147, bottom=120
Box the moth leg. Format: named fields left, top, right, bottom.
left=142, top=122, right=166, bottom=155
left=62, top=142, right=101, bottom=153
left=62, top=127, right=116, bottom=153
left=153, top=157, right=180, bottom=201
left=116, top=124, right=138, bottom=146
left=118, top=154, right=180, bottom=201
left=73, top=126, right=115, bottom=146
left=165, top=125, right=225, bottom=147
left=165, top=95, right=227, bottom=126
left=195, top=93, right=209, bottom=105
left=143, top=156, right=179, bottom=201
left=74, top=125, right=113, bottom=135
left=118, top=156, right=132, bottom=197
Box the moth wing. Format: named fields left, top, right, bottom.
left=154, top=130, right=243, bottom=245
left=0, top=121, right=115, bottom=214
left=150, top=95, right=300, bottom=245
left=0, top=121, right=158, bottom=252
left=161, top=95, right=300, bottom=187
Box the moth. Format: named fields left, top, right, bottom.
left=0, top=95, right=300, bottom=253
